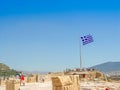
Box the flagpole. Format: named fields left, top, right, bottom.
left=80, top=34, right=93, bottom=71
left=80, top=39, right=82, bottom=71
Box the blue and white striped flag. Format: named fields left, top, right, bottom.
left=81, top=34, right=93, bottom=45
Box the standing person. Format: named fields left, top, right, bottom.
left=42, top=78, right=44, bottom=83
left=20, top=74, right=25, bottom=86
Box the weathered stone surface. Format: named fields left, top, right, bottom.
left=6, top=80, right=20, bottom=90
left=52, top=75, right=80, bottom=90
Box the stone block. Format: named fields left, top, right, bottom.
left=6, top=80, right=20, bottom=90
left=52, top=75, right=80, bottom=90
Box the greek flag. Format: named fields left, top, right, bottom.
left=81, top=34, right=93, bottom=45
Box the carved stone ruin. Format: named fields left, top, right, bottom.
left=52, top=75, right=80, bottom=90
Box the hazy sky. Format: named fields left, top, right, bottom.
left=0, top=0, right=120, bottom=71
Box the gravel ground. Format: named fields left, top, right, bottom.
left=0, top=81, right=52, bottom=90
left=0, top=81, right=120, bottom=90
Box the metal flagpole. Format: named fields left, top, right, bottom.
left=80, top=39, right=82, bottom=71
left=80, top=34, right=93, bottom=71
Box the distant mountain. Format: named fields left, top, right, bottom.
left=22, top=70, right=49, bottom=75
left=90, top=61, right=120, bottom=72
left=0, top=63, right=20, bottom=76
left=0, top=63, right=10, bottom=70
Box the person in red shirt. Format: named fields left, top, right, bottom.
left=83, top=74, right=86, bottom=78
left=105, top=87, right=109, bottom=90
left=19, top=74, right=25, bottom=86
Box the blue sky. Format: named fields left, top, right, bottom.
left=0, top=0, right=120, bottom=71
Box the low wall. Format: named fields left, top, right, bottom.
left=0, top=78, right=6, bottom=86
left=6, top=80, right=20, bottom=90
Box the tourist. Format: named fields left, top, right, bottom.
left=20, top=74, right=25, bottom=86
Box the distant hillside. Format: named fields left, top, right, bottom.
left=0, top=63, right=20, bottom=76
left=90, top=62, right=120, bottom=72
left=22, top=71, right=49, bottom=75
left=0, top=63, right=10, bottom=70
